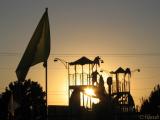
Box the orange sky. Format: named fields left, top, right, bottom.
left=0, top=0, right=160, bottom=107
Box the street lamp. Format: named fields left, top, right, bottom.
left=54, top=58, right=68, bottom=69
left=100, top=69, right=112, bottom=77
left=54, top=58, right=70, bottom=105
left=131, top=69, right=140, bottom=73
left=100, top=69, right=111, bottom=73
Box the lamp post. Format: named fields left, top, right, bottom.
left=54, top=58, right=70, bottom=105
left=54, top=58, right=68, bottom=69
left=132, top=69, right=140, bottom=73
left=100, top=69, right=112, bottom=79
left=100, top=69, right=111, bottom=74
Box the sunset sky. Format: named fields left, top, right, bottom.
left=0, top=0, right=160, bottom=107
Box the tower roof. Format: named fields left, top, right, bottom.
left=69, top=56, right=93, bottom=65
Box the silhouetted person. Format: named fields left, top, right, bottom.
left=99, top=75, right=104, bottom=88
left=98, top=75, right=106, bottom=101
left=94, top=75, right=106, bottom=103
left=91, top=70, right=99, bottom=85
left=107, top=77, right=112, bottom=102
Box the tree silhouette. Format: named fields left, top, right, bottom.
left=0, top=79, right=46, bottom=120
left=140, top=84, right=160, bottom=114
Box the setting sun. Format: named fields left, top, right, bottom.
left=81, top=88, right=99, bottom=108
left=84, top=88, right=96, bottom=97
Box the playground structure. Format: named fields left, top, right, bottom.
left=54, top=56, right=139, bottom=114
left=68, top=56, right=103, bottom=109
left=110, top=67, right=139, bottom=112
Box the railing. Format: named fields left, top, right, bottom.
left=69, top=73, right=90, bottom=86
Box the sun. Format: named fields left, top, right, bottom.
left=82, top=88, right=99, bottom=108
left=84, top=88, right=95, bottom=97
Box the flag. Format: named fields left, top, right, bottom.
left=8, top=93, right=19, bottom=116
left=16, top=8, right=50, bottom=81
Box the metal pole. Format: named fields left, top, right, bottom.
left=89, top=64, right=91, bottom=109
left=68, top=64, right=70, bottom=105
left=116, top=73, right=119, bottom=93
left=75, top=65, right=77, bottom=85
left=128, top=74, right=130, bottom=93
left=45, top=61, right=48, bottom=120
left=82, top=65, right=84, bottom=107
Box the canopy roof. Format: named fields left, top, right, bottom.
left=69, top=56, right=93, bottom=65
left=110, top=67, right=125, bottom=74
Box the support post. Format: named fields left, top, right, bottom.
left=44, top=61, right=48, bottom=120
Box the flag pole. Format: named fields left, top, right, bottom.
left=44, top=60, right=48, bottom=120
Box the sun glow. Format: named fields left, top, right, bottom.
left=84, top=88, right=95, bottom=97
left=81, top=88, right=99, bottom=108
